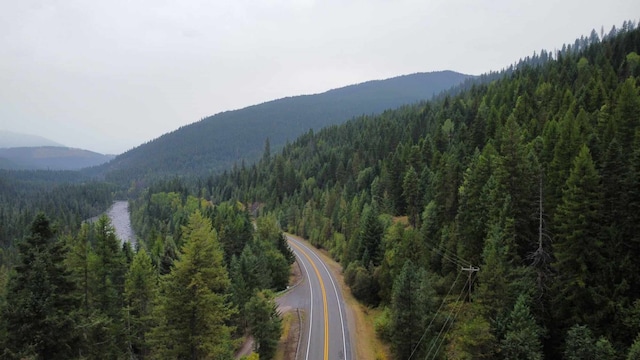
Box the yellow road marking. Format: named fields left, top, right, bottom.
left=290, top=241, right=329, bottom=360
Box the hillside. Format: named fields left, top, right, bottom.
left=0, top=146, right=115, bottom=170
left=189, top=24, right=640, bottom=358
left=93, top=70, right=472, bottom=182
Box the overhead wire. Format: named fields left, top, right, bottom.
left=407, top=270, right=463, bottom=360
left=424, top=275, right=471, bottom=359
left=428, top=286, right=469, bottom=360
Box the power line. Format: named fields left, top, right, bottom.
left=407, top=270, right=463, bottom=360
left=423, top=275, right=470, bottom=359
left=428, top=292, right=467, bottom=360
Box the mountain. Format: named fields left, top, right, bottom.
left=94, top=70, right=473, bottom=182
left=0, top=146, right=115, bottom=170
left=0, top=130, right=65, bottom=148
left=199, top=24, right=640, bottom=357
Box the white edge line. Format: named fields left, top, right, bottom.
left=290, top=237, right=349, bottom=360
left=291, top=239, right=313, bottom=360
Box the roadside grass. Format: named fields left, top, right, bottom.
left=275, top=310, right=302, bottom=360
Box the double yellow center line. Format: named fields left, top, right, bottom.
left=290, top=241, right=329, bottom=360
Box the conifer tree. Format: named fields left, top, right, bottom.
left=389, top=260, right=435, bottom=359
left=553, top=145, right=605, bottom=328
left=149, top=210, right=234, bottom=359
left=357, top=205, right=384, bottom=267
left=245, top=290, right=282, bottom=360
left=475, top=196, right=519, bottom=320
left=501, top=294, right=544, bottom=360
left=88, top=215, right=127, bottom=357
left=402, top=165, right=421, bottom=227
left=564, top=324, right=596, bottom=360
left=124, top=248, right=157, bottom=359
left=628, top=334, right=640, bottom=360
left=2, top=213, right=79, bottom=359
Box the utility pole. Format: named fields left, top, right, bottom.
left=461, top=266, right=480, bottom=301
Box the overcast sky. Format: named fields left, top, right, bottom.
left=1, top=0, right=638, bottom=154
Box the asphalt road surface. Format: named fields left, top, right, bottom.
left=277, top=236, right=352, bottom=360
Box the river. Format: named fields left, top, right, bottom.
left=106, top=201, right=135, bottom=245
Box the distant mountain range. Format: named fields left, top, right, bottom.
left=93, top=70, right=473, bottom=182
left=0, top=130, right=65, bottom=148
left=0, top=146, right=115, bottom=170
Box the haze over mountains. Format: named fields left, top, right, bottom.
left=0, top=131, right=65, bottom=148
left=93, top=70, right=473, bottom=181
left=0, top=130, right=115, bottom=170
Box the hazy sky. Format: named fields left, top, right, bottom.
left=1, top=1, right=638, bottom=154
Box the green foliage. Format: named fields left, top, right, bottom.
left=500, top=295, right=544, bottom=360
left=245, top=290, right=282, bottom=360
left=552, top=145, right=605, bottom=328
left=628, top=334, right=640, bottom=360
left=344, top=261, right=379, bottom=306
left=445, top=305, right=496, bottom=360
left=198, top=24, right=640, bottom=359
left=564, top=325, right=596, bottom=360
left=0, top=171, right=115, bottom=264
left=4, top=22, right=640, bottom=359
left=389, top=260, right=435, bottom=359
left=149, top=210, right=234, bottom=359
left=92, top=71, right=472, bottom=182
left=1, top=213, right=79, bottom=359
left=594, top=337, right=617, bottom=359
left=124, top=248, right=157, bottom=359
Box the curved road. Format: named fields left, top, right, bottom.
left=278, top=236, right=352, bottom=360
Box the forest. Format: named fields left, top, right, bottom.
left=200, top=22, right=640, bottom=358
left=1, top=200, right=293, bottom=359
left=88, top=71, right=470, bottom=183
left=1, top=20, right=640, bottom=359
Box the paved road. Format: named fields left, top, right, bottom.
left=277, top=236, right=352, bottom=360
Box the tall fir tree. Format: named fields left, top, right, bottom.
left=389, top=260, right=435, bottom=359
left=2, top=213, right=79, bottom=359
left=149, top=210, right=234, bottom=359
left=501, top=294, right=544, bottom=360
left=245, top=290, right=282, bottom=360
left=124, top=248, right=157, bottom=359
left=552, top=145, right=606, bottom=329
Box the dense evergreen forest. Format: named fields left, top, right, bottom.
left=90, top=71, right=471, bottom=183
left=1, top=202, right=293, bottom=359
left=2, top=20, right=640, bottom=359
left=195, top=22, right=640, bottom=358
left=0, top=170, right=116, bottom=265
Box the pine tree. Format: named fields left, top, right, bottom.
left=564, top=324, right=596, bottom=360
left=552, top=145, right=605, bottom=328
left=456, top=144, right=498, bottom=267
left=2, top=213, right=79, bottom=359
left=389, top=260, right=435, bottom=359
left=88, top=215, right=127, bottom=357
left=149, top=210, right=234, bottom=359
left=245, top=290, right=282, bottom=360
left=594, top=337, right=616, bottom=359
left=475, top=196, right=519, bottom=320
left=124, top=248, right=157, bottom=359
left=357, top=205, right=384, bottom=267
left=628, top=333, right=640, bottom=360
left=501, top=294, right=544, bottom=360
left=91, top=215, right=126, bottom=317
left=402, top=165, right=421, bottom=227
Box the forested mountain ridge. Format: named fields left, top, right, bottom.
left=90, top=70, right=472, bottom=183
left=192, top=22, right=640, bottom=358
